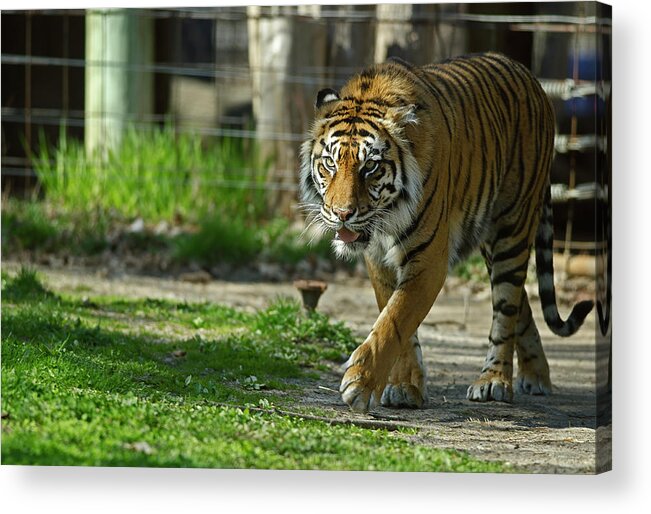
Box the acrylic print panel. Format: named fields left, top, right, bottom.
left=0, top=1, right=611, bottom=474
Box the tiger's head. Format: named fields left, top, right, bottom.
left=299, top=87, right=423, bottom=260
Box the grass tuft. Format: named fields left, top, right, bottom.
left=452, top=252, right=489, bottom=282
left=171, top=217, right=334, bottom=267
left=1, top=267, right=55, bottom=303
left=1, top=200, right=61, bottom=252
left=252, top=298, right=356, bottom=363
left=173, top=216, right=263, bottom=265
left=33, top=125, right=268, bottom=223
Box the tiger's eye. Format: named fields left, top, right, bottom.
left=364, top=160, right=379, bottom=175
left=323, top=156, right=335, bottom=169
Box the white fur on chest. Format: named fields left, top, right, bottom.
left=365, top=234, right=403, bottom=270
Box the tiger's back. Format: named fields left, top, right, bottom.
left=300, top=52, right=592, bottom=412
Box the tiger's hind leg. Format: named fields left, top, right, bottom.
left=467, top=235, right=532, bottom=402
left=514, top=295, right=552, bottom=395
left=479, top=246, right=552, bottom=397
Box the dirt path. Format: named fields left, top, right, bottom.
left=4, top=262, right=611, bottom=474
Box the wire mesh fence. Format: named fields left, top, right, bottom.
left=1, top=3, right=611, bottom=249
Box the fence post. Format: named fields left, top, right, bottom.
left=329, top=4, right=376, bottom=74
left=247, top=6, right=326, bottom=218
left=375, top=4, right=454, bottom=65
left=85, top=9, right=153, bottom=157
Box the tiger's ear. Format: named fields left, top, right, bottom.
left=386, top=104, right=419, bottom=127
left=316, top=88, right=340, bottom=109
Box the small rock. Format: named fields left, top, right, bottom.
left=209, top=263, right=232, bottom=279
left=47, top=255, right=64, bottom=268
left=127, top=218, right=145, bottom=233
left=123, top=441, right=155, bottom=455
left=168, top=226, right=184, bottom=238
left=178, top=270, right=212, bottom=284
left=258, top=262, right=284, bottom=282
left=333, top=269, right=350, bottom=283
left=295, top=260, right=313, bottom=277
left=153, top=220, right=170, bottom=236
left=81, top=296, right=100, bottom=309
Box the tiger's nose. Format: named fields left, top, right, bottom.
left=334, top=207, right=355, bottom=222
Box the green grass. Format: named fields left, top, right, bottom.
left=452, top=252, right=490, bottom=282
left=173, top=217, right=334, bottom=266
left=0, top=200, right=60, bottom=252
left=1, top=268, right=507, bottom=472
left=33, top=125, right=267, bottom=223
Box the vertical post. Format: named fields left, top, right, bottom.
left=247, top=5, right=294, bottom=216
left=329, top=4, right=376, bottom=73
left=374, top=4, right=448, bottom=65
left=85, top=9, right=153, bottom=157
left=247, top=6, right=326, bottom=218
left=374, top=4, right=413, bottom=63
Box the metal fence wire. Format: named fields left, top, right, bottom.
left=1, top=4, right=611, bottom=249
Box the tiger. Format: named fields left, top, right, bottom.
left=299, top=52, right=594, bottom=413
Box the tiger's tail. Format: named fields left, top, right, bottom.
left=535, top=187, right=594, bottom=337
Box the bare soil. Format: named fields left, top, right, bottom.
left=3, top=261, right=611, bottom=474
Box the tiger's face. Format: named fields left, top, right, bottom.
left=300, top=89, right=422, bottom=260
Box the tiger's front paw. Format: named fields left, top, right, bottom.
left=380, top=341, right=427, bottom=408
left=340, top=343, right=385, bottom=413
left=466, top=371, right=513, bottom=402
left=380, top=383, right=425, bottom=408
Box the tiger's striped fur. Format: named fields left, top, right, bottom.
left=299, top=52, right=593, bottom=412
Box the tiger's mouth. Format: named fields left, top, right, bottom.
left=335, top=227, right=370, bottom=245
